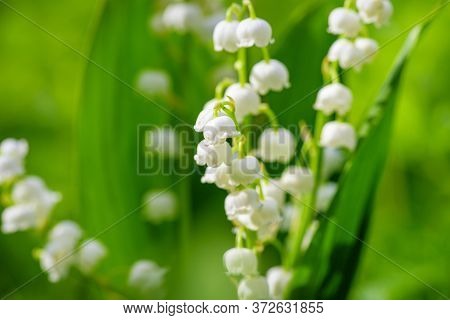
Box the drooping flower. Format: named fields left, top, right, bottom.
left=314, top=83, right=353, bottom=116
left=261, top=179, right=285, bottom=208
left=194, top=140, right=232, bottom=168
left=12, top=176, right=61, bottom=214
left=258, top=128, right=296, bottom=164
left=161, top=3, right=203, bottom=34
left=225, top=189, right=261, bottom=219
left=223, top=248, right=258, bottom=276
left=328, top=8, right=361, bottom=38
left=280, top=166, right=314, bottom=196
left=136, top=70, right=171, bottom=98
left=128, top=260, right=167, bottom=294
left=320, top=121, right=357, bottom=151
left=76, top=239, right=107, bottom=275
left=0, top=155, right=25, bottom=184
left=328, top=38, right=364, bottom=70
left=237, top=197, right=280, bottom=232
left=194, top=99, right=222, bottom=133
left=224, top=84, right=261, bottom=122
left=237, top=276, right=270, bottom=300
left=1, top=203, right=37, bottom=234
left=40, top=240, right=77, bottom=283
left=236, top=18, right=272, bottom=48
left=250, top=59, right=290, bottom=95
left=213, top=20, right=240, bottom=52
left=201, top=164, right=235, bottom=190
left=354, top=37, right=379, bottom=65
left=356, top=0, right=393, bottom=27
left=0, top=138, right=28, bottom=159
left=142, top=190, right=178, bottom=224
left=230, top=156, right=261, bottom=185
left=316, top=182, right=338, bottom=212
left=267, top=266, right=292, bottom=299
left=203, top=116, right=240, bottom=144
left=48, top=220, right=83, bottom=248
left=321, top=147, right=346, bottom=180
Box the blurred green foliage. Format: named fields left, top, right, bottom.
left=0, top=0, right=449, bottom=299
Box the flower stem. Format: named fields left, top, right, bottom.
left=262, top=47, right=271, bottom=62
left=243, top=0, right=257, bottom=19
left=236, top=48, right=248, bottom=86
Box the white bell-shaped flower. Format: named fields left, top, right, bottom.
left=225, top=84, right=261, bottom=122
left=146, top=127, right=179, bottom=158
left=314, top=83, right=353, bottom=116
left=320, top=121, right=357, bottom=151
left=202, top=164, right=235, bottom=190
left=194, top=140, right=232, bottom=168
left=230, top=156, right=261, bottom=185
left=261, top=179, right=285, bottom=208
left=316, top=182, right=338, bottom=212
left=238, top=198, right=280, bottom=231
left=250, top=59, right=290, bottom=95
left=0, top=155, right=25, bottom=184
left=142, top=190, right=177, bottom=224
left=213, top=20, right=240, bottom=53
left=258, top=128, right=296, bottom=163
left=322, top=147, right=346, bottom=180
left=1, top=203, right=37, bottom=234
left=203, top=116, right=240, bottom=144
left=280, top=166, right=314, bottom=196
left=136, top=70, right=171, bottom=98
left=356, top=0, right=393, bottom=27
left=12, top=176, right=61, bottom=213
left=48, top=220, right=83, bottom=248
left=328, top=38, right=364, bottom=70
left=225, top=189, right=261, bottom=219
left=223, top=248, right=258, bottom=276
left=355, top=37, right=379, bottom=65
left=194, top=99, right=223, bottom=132
left=328, top=8, right=361, bottom=38
left=236, top=18, right=272, bottom=48
left=162, top=3, right=202, bottom=33
left=77, top=239, right=107, bottom=274
left=0, top=138, right=28, bottom=159
left=280, top=203, right=295, bottom=232
left=267, top=266, right=292, bottom=299
left=128, top=260, right=167, bottom=294
left=238, top=276, right=270, bottom=300
left=40, top=240, right=77, bottom=283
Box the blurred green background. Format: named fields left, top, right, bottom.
left=0, top=0, right=449, bottom=299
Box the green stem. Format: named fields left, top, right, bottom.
left=215, top=78, right=234, bottom=100
left=226, top=3, right=243, bottom=21
left=243, top=0, right=257, bottom=19
left=236, top=48, right=248, bottom=86
left=262, top=47, right=271, bottom=62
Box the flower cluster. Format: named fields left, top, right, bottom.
left=193, top=0, right=393, bottom=300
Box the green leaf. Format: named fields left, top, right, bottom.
left=291, top=24, right=429, bottom=299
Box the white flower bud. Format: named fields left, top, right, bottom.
left=49, top=220, right=83, bottom=248
left=1, top=204, right=37, bottom=234
left=225, top=189, right=261, bottom=219
left=142, top=190, right=177, bottom=224
left=223, top=248, right=258, bottom=276
left=128, top=260, right=167, bottom=294
left=320, top=121, right=357, bottom=151
left=314, top=83, right=353, bottom=116
left=202, top=164, right=235, bottom=190
left=250, top=59, right=290, bottom=95
left=356, top=0, right=393, bottom=27
left=267, top=266, right=292, bottom=299
left=328, top=8, right=361, bottom=38
left=12, top=176, right=61, bottom=212
left=213, top=20, right=240, bottom=52
left=355, top=37, right=379, bottom=65
left=194, top=140, right=232, bottom=168
left=162, top=3, right=202, bottom=34
left=136, top=70, right=171, bottom=98
left=146, top=127, right=179, bottom=158
left=195, top=99, right=223, bottom=132
left=316, top=182, right=338, bottom=212
left=238, top=276, right=270, bottom=300
left=322, top=147, right=346, bottom=180
left=225, top=84, right=261, bottom=122
left=40, top=240, right=76, bottom=283
left=328, top=38, right=364, bottom=70
left=0, top=155, right=24, bottom=184
left=203, top=116, right=240, bottom=144
left=238, top=198, right=280, bottom=232
left=230, top=156, right=261, bottom=185
left=258, top=128, right=296, bottom=163
left=261, top=179, right=285, bottom=208
left=0, top=138, right=28, bottom=159
left=236, top=18, right=272, bottom=48
left=280, top=166, right=314, bottom=196
left=77, top=239, right=107, bottom=274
